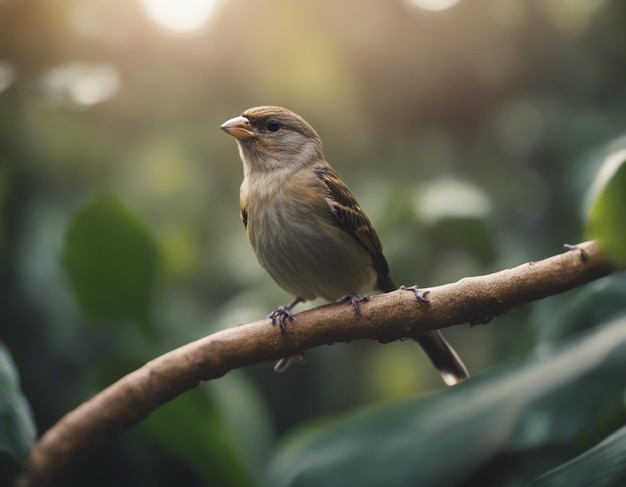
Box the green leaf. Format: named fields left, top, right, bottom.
left=585, top=148, right=626, bottom=266
left=532, top=274, right=626, bottom=344
left=529, top=426, right=626, bottom=487
left=64, top=191, right=161, bottom=325
left=0, top=343, right=36, bottom=482
left=136, top=378, right=270, bottom=487
left=264, top=318, right=626, bottom=487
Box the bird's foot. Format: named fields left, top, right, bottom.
left=268, top=296, right=303, bottom=333
left=400, top=285, right=431, bottom=305
left=337, top=292, right=370, bottom=315
left=268, top=306, right=295, bottom=333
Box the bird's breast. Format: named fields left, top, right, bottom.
left=241, top=172, right=376, bottom=301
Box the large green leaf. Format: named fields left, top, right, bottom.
left=529, top=425, right=626, bottom=487
left=0, top=343, right=36, bottom=483
left=532, top=274, right=626, bottom=344
left=64, top=192, right=161, bottom=325
left=264, top=318, right=626, bottom=487
left=585, top=148, right=626, bottom=267
left=136, top=375, right=272, bottom=487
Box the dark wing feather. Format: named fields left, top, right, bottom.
left=240, top=204, right=248, bottom=228
left=315, top=165, right=395, bottom=292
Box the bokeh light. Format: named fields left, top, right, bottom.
left=0, top=61, right=16, bottom=94
left=139, top=0, right=220, bottom=34
left=405, top=0, right=461, bottom=11
left=416, top=178, right=492, bottom=224
left=41, top=62, right=120, bottom=107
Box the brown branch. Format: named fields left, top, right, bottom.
left=18, top=241, right=617, bottom=487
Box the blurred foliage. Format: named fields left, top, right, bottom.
left=0, top=0, right=625, bottom=486
left=64, top=191, right=161, bottom=326
left=133, top=381, right=262, bottom=487
left=529, top=425, right=626, bottom=487
left=265, top=317, right=626, bottom=487
left=585, top=144, right=626, bottom=266
left=0, top=344, right=36, bottom=485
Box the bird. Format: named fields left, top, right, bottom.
left=220, top=106, right=469, bottom=385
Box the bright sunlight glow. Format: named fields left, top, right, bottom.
left=406, top=0, right=461, bottom=12
left=139, top=0, right=219, bottom=33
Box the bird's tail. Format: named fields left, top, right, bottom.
left=414, top=331, right=469, bottom=386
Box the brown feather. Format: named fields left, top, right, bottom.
left=314, top=164, right=394, bottom=292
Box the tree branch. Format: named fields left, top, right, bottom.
left=18, top=241, right=617, bottom=486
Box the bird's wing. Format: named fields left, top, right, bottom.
left=315, top=164, right=394, bottom=291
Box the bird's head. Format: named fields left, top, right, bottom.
left=221, top=106, right=324, bottom=175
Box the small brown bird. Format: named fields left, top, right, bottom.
left=221, top=106, right=468, bottom=385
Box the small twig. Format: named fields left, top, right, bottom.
left=564, top=243, right=589, bottom=262
left=17, top=241, right=617, bottom=487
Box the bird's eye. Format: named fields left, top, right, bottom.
left=266, top=120, right=281, bottom=132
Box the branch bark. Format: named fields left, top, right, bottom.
left=18, top=241, right=617, bottom=486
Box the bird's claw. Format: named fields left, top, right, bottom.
left=268, top=306, right=294, bottom=333
left=337, top=292, right=370, bottom=315
left=400, top=285, right=431, bottom=304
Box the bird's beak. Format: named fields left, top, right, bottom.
left=220, top=115, right=255, bottom=139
